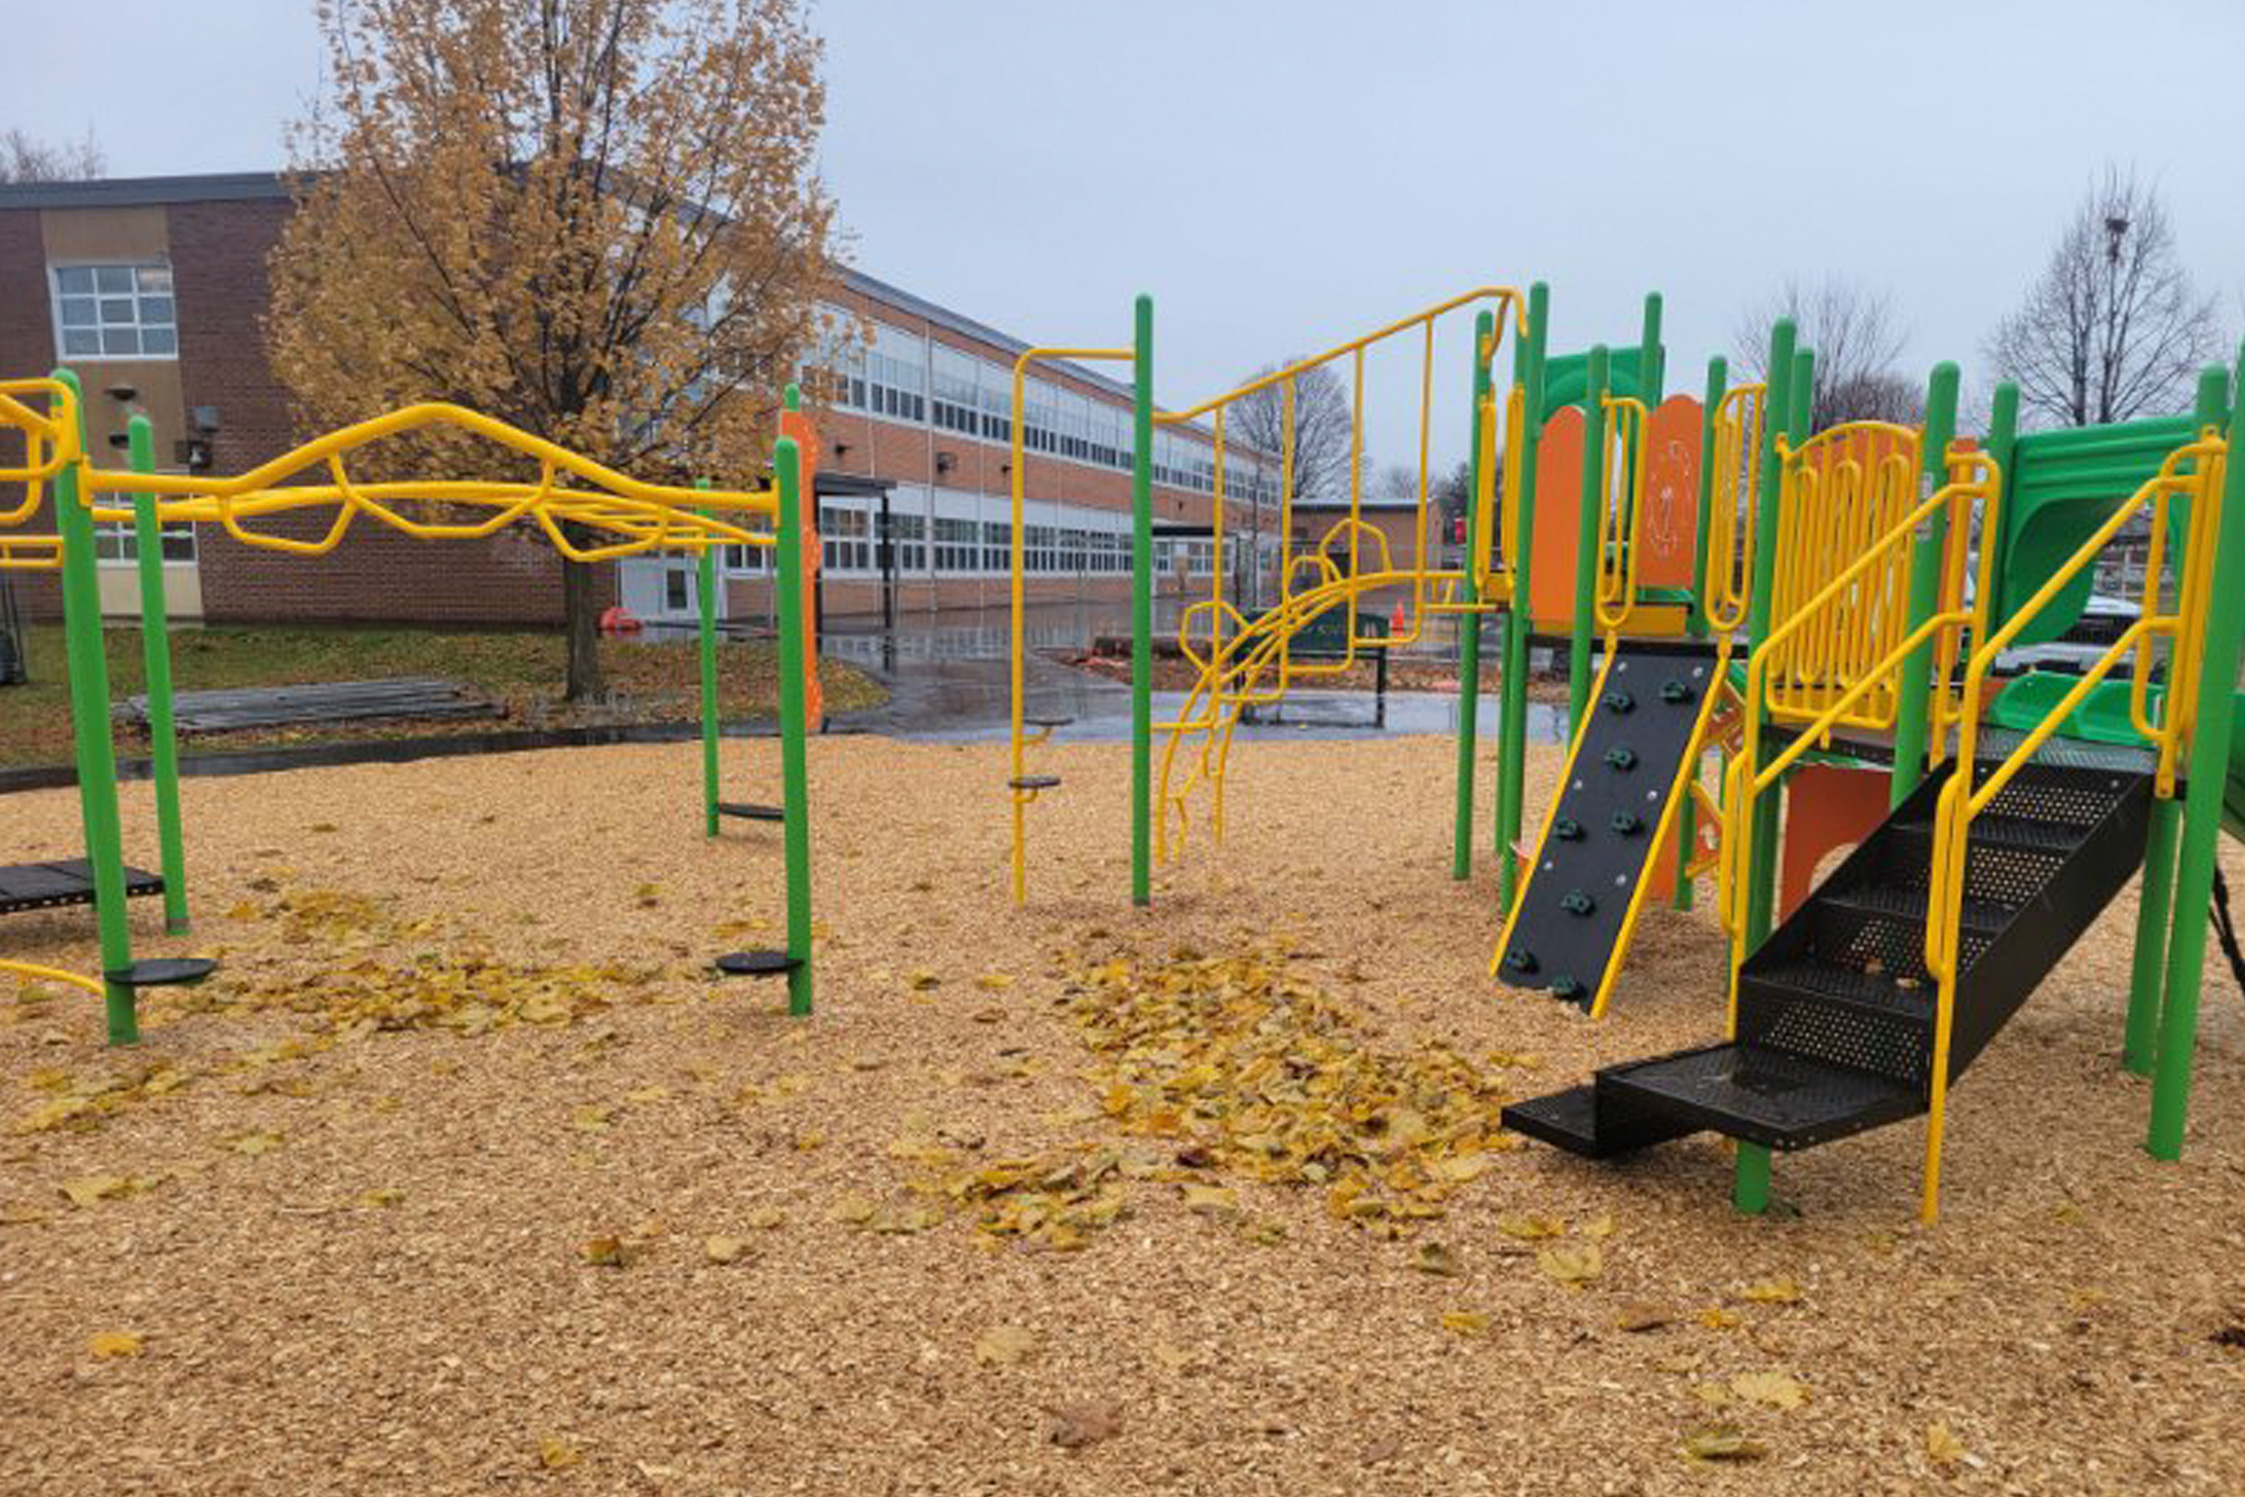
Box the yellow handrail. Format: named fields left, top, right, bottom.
left=1717, top=449, right=1999, bottom=949
left=1593, top=393, right=1652, bottom=635
left=1917, top=433, right=2226, bottom=1223
left=1700, top=383, right=1766, bottom=634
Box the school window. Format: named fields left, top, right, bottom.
left=91, top=519, right=196, bottom=564
left=53, top=263, right=176, bottom=359
left=819, top=505, right=871, bottom=573
left=982, top=519, right=1012, bottom=572
left=934, top=516, right=979, bottom=573
left=888, top=511, right=927, bottom=572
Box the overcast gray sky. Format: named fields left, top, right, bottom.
left=6, top=1, right=2240, bottom=468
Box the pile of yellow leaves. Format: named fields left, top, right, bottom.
left=16, top=1063, right=191, bottom=1135
left=878, top=1130, right=1135, bottom=1251
left=1066, top=947, right=1516, bottom=1236
left=178, top=886, right=653, bottom=1038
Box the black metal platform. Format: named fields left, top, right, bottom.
left=0, top=860, right=163, bottom=917
left=1599, top=1043, right=1923, bottom=1151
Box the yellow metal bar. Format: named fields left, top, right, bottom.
left=1, top=958, right=103, bottom=998
left=1006, top=344, right=1135, bottom=904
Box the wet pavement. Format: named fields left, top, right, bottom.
left=823, top=600, right=1566, bottom=745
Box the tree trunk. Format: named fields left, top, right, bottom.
left=561, top=555, right=605, bottom=702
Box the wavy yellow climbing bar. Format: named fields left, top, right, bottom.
left=65, top=402, right=776, bottom=564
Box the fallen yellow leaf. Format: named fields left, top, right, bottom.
left=973, top=1324, right=1036, bottom=1366
left=1730, top=1370, right=1809, bottom=1410
left=87, top=1331, right=143, bottom=1358
left=1737, top=1277, right=1801, bottom=1304
left=1683, top=1425, right=1767, bottom=1463
left=1537, top=1243, right=1603, bottom=1286
left=1440, top=1310, right=1490, bottom=1336
left=1926, top=1421, right=1968, bottom=1464
left=538, top=1437, right=581, bottom=1470
left=704, top=1235, right=748, bottom=1264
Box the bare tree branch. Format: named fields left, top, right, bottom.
left=1734, top=277, right=1920, bottom=428
left=1986, top=165, right=2224, bottom=428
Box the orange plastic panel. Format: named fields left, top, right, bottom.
left=1636, top=395, right=1703, bottom=591
left=780, top=408, right=824, bottom=731
left=1778, top=761, right=1892, bottom=919
left=1528, top=405, right=1584, bottom=631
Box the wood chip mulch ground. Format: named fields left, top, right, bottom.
left=3, top=733, right=2244, bottom=1494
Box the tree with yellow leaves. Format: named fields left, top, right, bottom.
left=268, top=0, right=840, bottom=698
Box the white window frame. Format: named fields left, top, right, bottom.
left=50, top=261, right=178, bottom=363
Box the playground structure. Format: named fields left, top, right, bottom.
left=0, top=372, right=821, bottom=1035
left=1005, top=284, right=2245, bottom=1222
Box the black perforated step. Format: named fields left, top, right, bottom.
left=716, top=802, right=784, bottom=822
left=1501, top=1081, right=1701, bottom=1158
left=0, top=860, right=163, bottom=917
left=1598, top=1042, right=1924, bottom=1150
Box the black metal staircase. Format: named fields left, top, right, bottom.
left=1503, top=750, right=2156, bottom=1159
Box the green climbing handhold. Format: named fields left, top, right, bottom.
left=1560, top=889, right=1596, bottom=916
left=1611, top=811, right=1644, bottom=835
left=1551, top=975, right=1586, bottom=1001
left=1553, top=817, right=1584, bottom=841
left=1602, top=689, right=1635, bottom=713
left=1503, top=949, right=1539, bottom=975
left=1661, top=678, right=1695, bottom=705
left=1604, top=746, right=1637, bottom=771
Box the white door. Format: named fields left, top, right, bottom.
left=620, top=552, right=720, bottom=622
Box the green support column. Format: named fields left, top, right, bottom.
left=771, top=433, right=815, bottom=1018
left=2145, top=351, right=2245, bottom=1158
left=51, top=372, right=139, bottom=1044
left=2124, top=368, right=2227, bottom=1072
left=1494, top=283, right=1549, bottom=909
left=126, top=416, right=188, bottom=934
left=696, top=477, right=722, bottom=839
left=1887, top=364, right=1959, bottom=807
left=1687, top=357, right=1726, bottom=641
left=1130, top=293, right=1154, bottom=907
left=1731, top=321, right=1797, bottom=1211
left=1452, top=309, right=1496, bottom=880
left=1568, top=345, right=1610, bottom=728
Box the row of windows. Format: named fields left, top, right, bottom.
left=806, top=307, right=1279, bottom=505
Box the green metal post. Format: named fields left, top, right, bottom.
left=1731, top=322, right=1798, bottom=1212
left=51, top=372, right=139, bottom=1044
left=126, top=416, right=188, bottom=934
left=1452, top=309, right=1496, bottom=880
left=2121, top=372, right=2218, bottom=1073
left=1980, top=382, right=2022, bottom=624
left=1494, top=283, right=1549, bottom=908
left=1887, top=363, right=1959, bottom=807
left=696, top=477, right=722, bottom=839
left=1131, top=293, right=1154, bottom=907
left=1639, top=293, right=1665, bottom=402
left=1568, top=345, right=1610, bottom=728
left=2145, top=352, right=2245, bottom=1157
left=772, top=433, right=815, bottom=1018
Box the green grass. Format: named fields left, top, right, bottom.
left=0, top=623, right=885, bottom=769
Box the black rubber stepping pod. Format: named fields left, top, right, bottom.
left=1009, top=775, right=1061, bottom=790
left=1661, top=678, right=1696, bottom=705
left=1602, top=689, right=1635, bottom=713
left=716, top=801, right=784, bottom=822
left=714, top=950, right=799, bottom=978
left=106, top=957, right=219, bottom=989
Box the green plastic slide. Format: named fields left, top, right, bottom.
left=1988, top=670, right=2245, bottom=839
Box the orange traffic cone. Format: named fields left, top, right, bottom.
left=1389, top=599, right=1407, bottom=633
